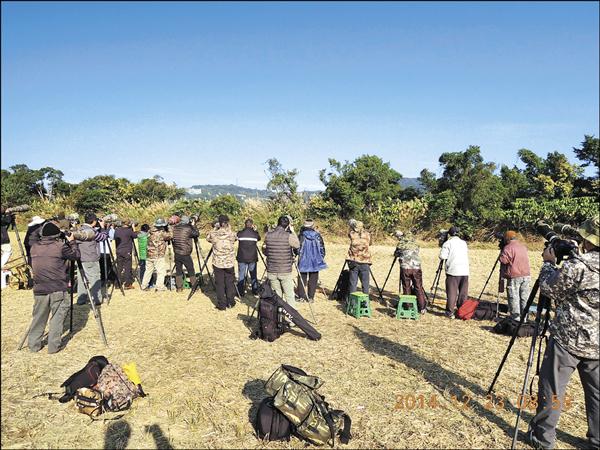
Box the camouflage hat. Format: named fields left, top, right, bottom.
left=154, top=218, right=167, bottom=227
left=578, top=215, right=599, bottom=247
left=180, top=215, right=190, bottom=225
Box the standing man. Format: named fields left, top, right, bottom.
left=439, top=226, right=469, bottom=319
left=297, top=219, right=327, bottom=302
left=394, top=230, right=427, bottom=314
left=98, top=220, right=115, bottom=291
left=28, top=221, right=80, bottom=353
left=1, top=207, right=13, bottom=271
left=263, top=215, right=300, bottom=307
left=347, top=219, right=372, bottom=296
left=499, top=230, right=531, bottom=321
left=141, top=218, right=172, bottom=292
left=114, top=219, right=138, bottom=290
left=236, top=218, right=261, bottom=296
left=75, top=213, right=109, bottom=306
left=171, top=215, right=199, bottom=293
left=137, top=224, right=149, bottom=285
left=207, top=215, right=237, bottom=310
left=24, top=216, right=45, bottom=265
left=527, top=216, right=599, bottom=450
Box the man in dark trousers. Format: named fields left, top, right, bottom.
left=171, top=215, right=199, bottom=292
left=28, top=221, right=80, bottom=353
left=114, top=219, right=138, bottom=289
left=236, top=218, right=261, bottom=296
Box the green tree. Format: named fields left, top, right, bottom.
left=70, top=175, right=132, bottom=212
left=0, top=164, right=65, bottom=206
left=265, top=158, right=299, bottom=203
left=573, top=135, right=599, bottom=196
left=319, top=155, right=403, bottom=218
left=130, top=175, right=185, bottom=203
left=517, top=148, right=582, bottom=199
left=210, top=194, right=242, bottom=217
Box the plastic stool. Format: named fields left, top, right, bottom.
left=396, top=295, right=419, bottom=320
left=346, top=292, right=372, bottom=318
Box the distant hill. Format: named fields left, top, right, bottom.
left=186, top=178, right=422, bottom=201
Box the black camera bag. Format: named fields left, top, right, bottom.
left=255, top=396, right=293, bottom=441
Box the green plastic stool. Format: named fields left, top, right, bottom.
left=183, top=277, right=190, bottom=289
left=346, top=292, right=372, bottom=318
left=396, top=295, right=419, bottom=320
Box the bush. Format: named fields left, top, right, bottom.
left=501, top=196, right=598, bottom=230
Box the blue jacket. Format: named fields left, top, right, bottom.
left=298, top=229, right=327, bottom=273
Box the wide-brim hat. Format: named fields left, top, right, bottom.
left=28, top=216, right=45, bottom=227
left=303, top=219, right=315, bottom=228
left=578, top=216, right=599, bottom=247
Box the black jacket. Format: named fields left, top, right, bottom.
left=114, top=226, right=138, bottom=256
left=172, top=224, right=199, bottom=256
left=1, top=213, right=12, bottom=245
left=236, top=227, right=261, bottom=263
left=24, top=223, right=44, bottom=263
left=30, top=237, right=80, bottom=295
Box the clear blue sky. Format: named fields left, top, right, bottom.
left=2, top=1, right=598, bottom=190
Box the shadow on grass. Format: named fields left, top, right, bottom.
left=352, top=325, right=584, bottom=448
left=104, top=420, right=131, bottom=449
left=144, top=424, right=174, bottom=450
left=61, top=302, right=91, bottom=348
left=242, top=379, right=266, bottom=429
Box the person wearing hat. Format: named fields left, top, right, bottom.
left=28, top=221, right=80, bottom=353
left=24, top=215, right=45, bottom=266
left=171, top=215, right=199, bottom=292
left=236, top=218, right=261, bottom=296
left=297, top=219, right=327, bottom=302
left=75, top=212, right=109, bottom=306
left=114, top=219, right=139, bottom=289
left=207, top=215, right=238, bottom=309
left=499, top=230, right=531, bottom=321
left=347, top=219, right=372, bottom=296
left=0, top=206, right=13, bottom=272
left=527, top=216, right=599, bottom=450
left=439, top=226, right=469, bottom=319
left=394, top=230, right=427, bottom=313
left=141, top=218, right=173, bottom=292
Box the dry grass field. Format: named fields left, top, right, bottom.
left=1, top=236, right=590, bottom=449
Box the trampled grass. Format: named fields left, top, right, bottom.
left=1, top=239, right=589, bottom=449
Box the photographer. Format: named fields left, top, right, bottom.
left=141, top=218, right=173, bottom=292
left=207, top=215, right=238, bottom=310
left=1, top=207, right=13, bottom=270
left=499, top=230, right=531, bottom=321
left=28, top=221, right=80, bottom=353
left=75, top=213, right=109, bottom=306
left=263, top=215, right=300, bottom=307
left=114, top=219, right=138, bottom=290
left=394, top=230, right=426, bottom=313
left=24, top=216, right=45, bottom=265
left=527, top=217, right=599, bottom=450
left=171, top=215, right=199, bottom=293
left=297, top=219, right=327, bottom=302
left=346, top=219, right=372, bottom=296
left=439, top=226, right=469, bottom=319
left=137, top=224, right=149, bottom=284
left=236, top=218, right=261, bottom=296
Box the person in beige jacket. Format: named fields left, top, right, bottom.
left=206, top=215, right=238, bottom=310
left=347, top=219, right=372, bottom=295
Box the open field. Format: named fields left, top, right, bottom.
left=1, top=238, right=589, bottom=449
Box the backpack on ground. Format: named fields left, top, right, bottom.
left=255, top=397, right=293, bottom=441
left=59, top=355, right=109, bottom=403
left=493, top=317, right=536, bottom=337
left=96, top=363, right=140, bottom=412
left=332, top=270, right=350, bottom=301
left=457, top=298, right=498, bottom=321
left=74, top=387, right=104, bottom=417
left=260, top=365, right=352, bottom=447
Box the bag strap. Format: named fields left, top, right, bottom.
left=337, top=412, right=352, bottom=444
left=33, top=392, right=63, bottom=400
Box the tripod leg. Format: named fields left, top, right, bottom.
left=329, top=260, right=348, bottom=300
left=477, top=255, right=500, bottom=302
left=380, top=257, right=397, bottom=299
left=77, top=261, right=108, bottom=346
left=293, top=260, right=317, bottom=324
left=17, top=321, right=33, bottom=350
left=132, top=245, right=143, bottom=289
left=107, top=245, right=125, bottom=297
left=69, top=261, right=74, bottom=333
left=369, top=266, right=385, bottom=305
left=102, top=243, right=110, bottom=301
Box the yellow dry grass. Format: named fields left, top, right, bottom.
left=1, top=238, right=590, bottom=449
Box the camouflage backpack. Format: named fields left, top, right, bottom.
left=96, top=364, right=139, bottom=412
left=264, top=365, right=352, bottom=447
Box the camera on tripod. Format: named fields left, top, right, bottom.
left=535, top=220, right=579, bottom=264
left=437, top=229, right=449, bottom=247
left=493, top=232, right=507, bottom=250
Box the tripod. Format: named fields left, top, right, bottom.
left=429, top=260, right=444, bottom=307
left=18, top=259, right=109, bottom=350
left=131, top=243, right=143, bottom=289
left=105, top=240, right=125, bottom=297
left=477, top=254, right=501, bottom=317
left=292, top=252, right=318, bottom=324
left=486, top=276, right=551, bottom=449
left=187, top=248, right=216, bottom=301
left=329, top=260, right=385, bottom=304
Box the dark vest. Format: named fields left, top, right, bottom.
left=265, top=227, right=293, bottom=273
left=30, top=238, right=71, bottom=295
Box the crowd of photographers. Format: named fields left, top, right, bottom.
left=1, top=205, right=598, bottom=449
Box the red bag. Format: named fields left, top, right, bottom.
left=457, top=298, right=479, bottom=320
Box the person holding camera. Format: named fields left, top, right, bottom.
left=1, top=207, right=14, bottom=271
left=527, top=217, right=599, bottom=450
left=297, top=219, right=327, bottom=302
left=28, top=221, right=81, bottom=353
left=172, top=215, right=199, bottom=293
left=207, top=215, right=238, bottom=309
left=395, top=230, right=427, bottom=313
left=137, top=224, right=150, bottom=285
left=499, top=230, right=531, bottom=321
left=263, top=215, right=300, bottom=307
left=346, top=219, right=372, bottom=296
left=75, top=212, right=109, bottom=306
left=24, top=216, right=45, bottom=266
left=141, top=218, right=173, bottom=292
left=439, top=226, right=469, bottom=319
left=236, top=218, right=261, bottom=296
left=114, top=219, right=138, bottom=290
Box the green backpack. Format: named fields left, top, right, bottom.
left=264, top=365, right=352, bottom=447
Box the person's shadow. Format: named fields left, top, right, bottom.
left=60, top=302, right=91, bottom=347
left=144, top=424, right=174, bottom=449
left=242, top=379, right=266, bottom=427
left=103, top=420, right=131, bottom=449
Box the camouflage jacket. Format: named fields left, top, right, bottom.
left=395, top=234, right=421, bottom=269
left=206, top=225, right=237, bottom=269
left=147, top=227, right=173, bottom=259
left=347, top=230, right=372, bottom=264
left=539, top=250, right=599, bottom=360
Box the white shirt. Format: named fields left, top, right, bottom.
left=439, top=236, right=469, bottom=276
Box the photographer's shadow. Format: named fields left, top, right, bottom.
left=61, top=302, right=91, bottom=347
left=242, top=378, right=266, bottom=428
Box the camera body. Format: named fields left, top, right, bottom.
left=494, top=232, right=507, bottom=250
left=536, top=221, right=579, bottom=264
left=437, top=229, right=449, bottom=247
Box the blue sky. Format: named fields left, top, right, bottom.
left=2, top=1, right=598, bottom=190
